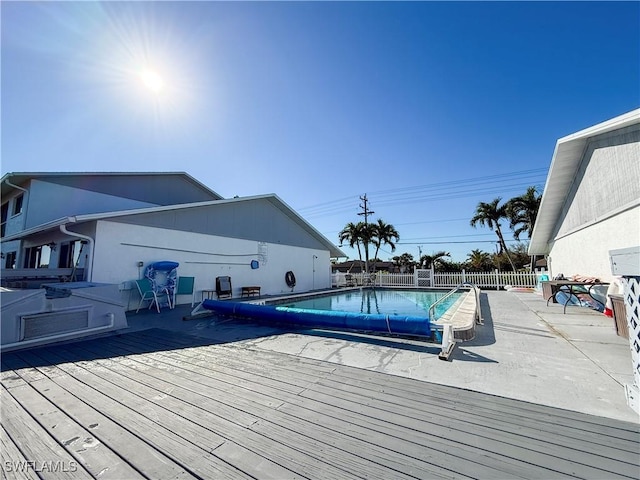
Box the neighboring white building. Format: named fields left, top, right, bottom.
left=529, top=109, right=640, bottom=282
left=1, top=172, right=344, bottom=309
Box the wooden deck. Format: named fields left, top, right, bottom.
left=1, top=328, right=638, bottom=479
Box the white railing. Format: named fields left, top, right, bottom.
left=373, top=272, right=414, bottom=287
left=332, top=272, right=414, bottom=287
left=434, top=270, right=537, bottom=289
left=333, top=269, right=537, bottom=289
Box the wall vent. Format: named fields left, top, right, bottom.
left=21, top=309, right=90, bottom=341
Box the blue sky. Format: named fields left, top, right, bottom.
left=2, top=1, right=639, bottom=262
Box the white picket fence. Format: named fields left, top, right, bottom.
left=433, top=270, right=537, bottom=288
left=332, top=269, right=538, bottom=289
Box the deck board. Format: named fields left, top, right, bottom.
left=124, top=330, right=640, bottom=453
left=107, top=335, right=637, bottom=478
left=1, top=385, right=91, bottom=479
left=185, top=349, right=638, bottom=455
left=2, top=328, right=639, bottom=480
left=1, top=425, right=41, bottom=480
left=67, top=332, right=631, bottom=475
left=130, top=332, right=636, bottom=439
left=52, top=340, right=442, bottom=479
left=65, top=340, right=476, bottom=478
left=17, top=348, right=252, bottom=480
left=5, top=373, right=144, bottom=480
left=132, top=329, right=634, bottom=432
left=89, top=337, right=589, bottom=478
left=32, top=339, right=357, bottom=479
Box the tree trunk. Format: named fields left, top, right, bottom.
left=356, top=243, right=364, bottom=274
left=363, top=242, right=370, bottom=274
left=372, top=245, right=381, bottom=274
left=495, top=227, right=517, bottom=272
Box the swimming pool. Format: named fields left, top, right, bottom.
left=275, top=288, right=462, bottom=319
left=200, top=288, right=463, bottom=339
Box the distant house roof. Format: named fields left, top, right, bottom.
left=332, top=260, right=397, bottom=272
left=0, top=172, right=223, bottom=204
left=535, top=258, right=548, bottom=268
left=2, top=194, right=346, bottom=258
left=528, top=108, right=640, bottom=254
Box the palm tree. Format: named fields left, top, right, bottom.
left=419, top=251, right=451, bottom=271
left=467, top=249, right=492, bottom=271
left=358, top=221, right=375, bottom=273
left=338, top=222, right=364, bottom=272
left=506, top=186, right=542, bottom=241
left=392, top=253, right=416, bottom=273
left=470, top=198, right=516, bottom=271
left=506, top=186, right=542, bottom=271
left=371, top=219, right=399, bottom=272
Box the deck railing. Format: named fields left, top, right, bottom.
left=0, top=268, right=85, bottom=288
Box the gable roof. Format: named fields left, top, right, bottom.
left=1, top=172, right=223, bottom=204
left=528, top=108, right=640, bottom=254
left=2, top=194, right=345, bottom=258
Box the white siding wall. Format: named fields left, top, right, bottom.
left=91, top=221, right=331, bottom=308
left=548, top=206, right=640, bottom=283
left=556, top=129, right=640, bottom=238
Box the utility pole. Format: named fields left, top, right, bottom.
left=357, top=194, right=374, bottom=275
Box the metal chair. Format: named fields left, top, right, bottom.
left=216, top=276, right=232, bottom=299
left=135, top=278, right=170, bottom=313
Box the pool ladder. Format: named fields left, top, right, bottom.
left=430, top=282, right=478, bottom=361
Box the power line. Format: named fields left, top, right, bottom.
left=297, top=168, right=546, bottom=217
left=297, top=168, right=547, bottom=212
left=369, top=168, right=546, bottom=198
left=400, top=233, right=500, bottom=240
left=396, top=239, right=525, bottom=245
left=302, top=183, right=544, bottom=219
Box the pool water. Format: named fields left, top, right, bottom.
left=280, top=288, right=462, bottom=319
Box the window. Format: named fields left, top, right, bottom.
left=12, top=194, right=23, bottom=216
left=0, top=202, right=7, bottom=238
left=58, top=240, right=82, bottom=268
left=4, top=251, right=16, bottom=269
left=23, top=244, right=52, bottom=269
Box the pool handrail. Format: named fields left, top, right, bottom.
left=428, top=282, right=472, bottom=323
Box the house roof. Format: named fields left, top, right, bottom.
left=0, top=171, right=223, bottom=203
left=2, top=194, right=346, bottom=258
left=332, top=260, right=397, bottom=272
left=528, top=108, right=640, bottom=254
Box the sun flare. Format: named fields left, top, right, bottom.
left=140, top=69, right=164, bottom=93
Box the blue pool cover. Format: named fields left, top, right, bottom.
left=201, top=299, right=432, bottom=337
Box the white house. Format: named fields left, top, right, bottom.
left=1, top=172, right=344, bottom=309
left=528, top=109, right=640, bottom=282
